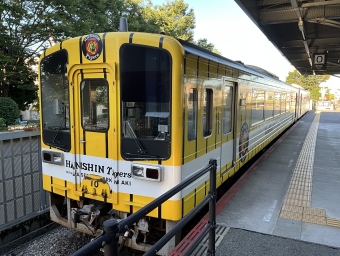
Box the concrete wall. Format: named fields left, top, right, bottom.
left=0, top=130, right=48, bottom=231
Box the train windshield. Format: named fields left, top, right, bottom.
left=120, top=44, right=171, bottom=160
left=40, top=50, right=70, bottom=151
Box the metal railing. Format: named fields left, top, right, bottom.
left=71, top=158, right=217, bottom=256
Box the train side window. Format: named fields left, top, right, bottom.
left=265, top=91, right=274, bottom=119
left=223, top=86, right=233, bottom=134
left=286, top=93, right=290, bottom=112
left=188, top=88, right=198, bottom=141
left=251, top=90, right=264, bottom=125
left=203, top=88, right=213, bottom=137
left=274, top=92, right=280, bottom=115
left=81, top=79, right=109, bottom=131
left=290, top=93, right=296, bottom=112
left=281, top=92, right=286, bottom=113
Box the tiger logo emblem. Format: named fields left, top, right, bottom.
left=82, top=34, right=102, bottom=61
left=86, top=40, right=98, bottom=56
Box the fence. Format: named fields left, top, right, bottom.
left=0, top=130, right=49, bottom=251
left=72, top=158, right=217, bottom=256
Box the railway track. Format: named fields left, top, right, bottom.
left=3, top=225, right=101, bottom=256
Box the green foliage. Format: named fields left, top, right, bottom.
left=1, top=0, right=203, bottom=111
left=31, top=98, right=40, bottom=111
left=285, top=70, right=330, bottom=101
left=194, top=38, right=221, bottom=55
left=286, top=70, right=330, bottom=90
left=310, top=87, right=321, bottom=101
left=1, top=1, right=39, bottom=109
left=144, top=0, right=196, bottom=41
left=46, top=0, right=160, bottom=39
left=0, top=97, right=19, bottom=126
left=0, top=118, right=8, bottom=130
left=324, top=89, right=334, bottom=101
left=122, top=0, right=160, bottom=33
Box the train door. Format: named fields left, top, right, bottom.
left=220, top=80, right=236, bottom=175
left=72, top=67, right=118, bottom=204
left=295, top=91, right=299, bottom=118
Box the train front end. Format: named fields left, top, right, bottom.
left=38, top=32, right=184, bottom=253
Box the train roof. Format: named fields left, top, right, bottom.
left=244, top=65, right=279, bottom=80
left=177, top=38, right=286, bottom=85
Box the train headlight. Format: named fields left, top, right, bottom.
left=132, top=166, right=144, bottom=177
left=42, top=151, right=64, bottom=166
left=131, top=164, right=162, bottom=182
left=53, top=155, right=62, bottom=164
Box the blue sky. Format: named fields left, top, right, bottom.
left=151, top=0, right=339, bottom=89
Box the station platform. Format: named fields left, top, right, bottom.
left=173, top=110, right=340, bottom=255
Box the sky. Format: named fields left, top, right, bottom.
left=151, top=0, right=340, bottom=91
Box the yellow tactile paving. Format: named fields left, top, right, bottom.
left=279, top=113, right=340, bottom=227
left=302, top=214, right=327, bottom=225
left=327, top=218, right=340, bottom=228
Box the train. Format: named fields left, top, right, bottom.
left=38, top=22, right=310, bottom=255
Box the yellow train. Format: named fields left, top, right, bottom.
left=39, top=25, right=310, bottom=254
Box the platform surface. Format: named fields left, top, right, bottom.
left=184, top=110, right=340, bottom=256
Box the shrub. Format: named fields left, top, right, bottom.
left=0, top=118, right=7, bottom=130
left=0, top=97, right=20, bottom=126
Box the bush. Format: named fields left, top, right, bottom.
left=0, top=118, right=7, bottom=130
left=0, top=97, right=19, bottom=126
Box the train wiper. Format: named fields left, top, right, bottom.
left=125, top=120, right=147, bottom=154
left=52, top=117, right=64, bottom=143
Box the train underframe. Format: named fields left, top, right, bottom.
left=49, top=192, right=180, bottom=255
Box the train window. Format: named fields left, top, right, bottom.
left=40, top=50, right=71, bottom=151
left=188, top=88, right=198, bottom=141
left=281, top=92, right=286, bottom=113
left=81, top=79, right=109, bottom=131
left=203, top=89, right=213, bottom=137
left=223, top=86, right=233, bottom=134
left=120, top=44, right=171, bottom=160
left=286, top=93, right=290, bottom=112
left=290, top=93, right=296, bottom=113
left=274, top=92, right=280, bottom=115
left=251, top=90, right=264, bottom=125
left=264, top=92, right=274, bottom=119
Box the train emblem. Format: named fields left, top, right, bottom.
left=82, top=34, right=102, bottom=60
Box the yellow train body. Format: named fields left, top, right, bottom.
left=39, top=31, right=309, bottom=254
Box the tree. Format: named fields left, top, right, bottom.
left=194, top=38, right=221, bottom=55
left=142, top=1, right=221, bottom=53
left=310, top=87, right=321, bottom=101
left=1, top=1, right=43, bottom=109
left=0, top=34, right=38, bottom=110
left=285, top=70, right=330, bottom=101
left=286, top=70, right=330, bottom=90
left=47, top=0, right=160, bottom=39
left=1, top=0, right=161, bottom=58
left=1, top=0, right=158, bottom=109
left=1, top=0, right=206, bottom=111
left=0, top=118, right=7, bottom=130
left=324, top=88, right=334, bottom=101
left=0, top=97, right=19, bottom=126
left=121, top=0, right=160, bottom=33
left=144, top=0, right=195, bottom=41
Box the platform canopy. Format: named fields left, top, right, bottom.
left=235, top=0, right=340, bottom=76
